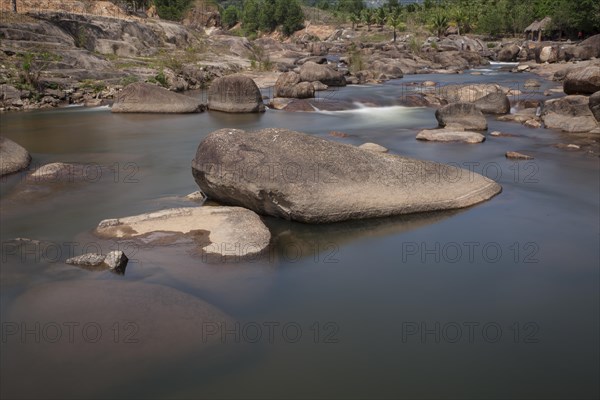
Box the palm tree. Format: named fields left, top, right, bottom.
left=387, top=11, right=404, bottom=43
left=349, top=12, right=359, bottom=31
left=431, top=13, right=449, bottom=39
left=362, top=8, right=373, bottom=32
left=375, top=7, right=386, bottom=30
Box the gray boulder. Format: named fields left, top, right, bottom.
left=473, top=92, right=511, bottom=115
left=191, top=128, right=501, bottom=223
left=542, top=95, right=599, bottom=133
left=208, top=75, right=265, bottom=113
left=589, top=91, right=600, bottom=122
left=563, top=64, right=600, bottom=95
left=112, top=82, right=204, bottom=113
left=299, top=61, right=346, bottom=87
left=0, top=137, right=31, bottom=176
left=497, top=43, right=520, bottom=62
left=435, top=103, right=488, bottom=130
left=274, top=72, right=315, bottom=99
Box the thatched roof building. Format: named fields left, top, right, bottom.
left=525, top=16, right=552, bottom=40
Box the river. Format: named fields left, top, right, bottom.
left=1, top=64, right=598, bottom=399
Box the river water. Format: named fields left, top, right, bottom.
left=1, top=65, right=599, bottom=399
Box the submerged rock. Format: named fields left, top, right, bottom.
left=208, top=74, right=265, bottom=113
left=0, top=137, right=31, bottom=176
left=505, top=151, right=534, bottom=160
left=95, top=206, right=270, bottom=257
left=111, top=82, right=204, bottom=113
left=191, top=128, right=501, bottom=223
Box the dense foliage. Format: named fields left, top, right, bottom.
left=153, top=0, right=194, bottom=21
left=221, top=0, right=304, bottom=36
left=301, top=0, right=600, bottom=38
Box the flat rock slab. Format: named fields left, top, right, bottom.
left=505, top=151, right=534, bottom=160
left=111, top=82, right=204, bottom=113
left=192, top=128, right=501, bottom=223
left=416, top=129, right=485, bottom=143
left=0, top=137, right=31, bottom=176
left=95, top=206, right=270, bottom=257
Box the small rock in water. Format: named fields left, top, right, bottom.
left=186, top=191, right=207, bottom=202
left=505, top=151, right=534, bottom=160
left=524, top=119, right=542, bottom=128
left=416, top=128, right=485, bottom=143
left=104, top=251, right=128, bottom=273
left=329, top=131, right=349, bottom=138
left=490, top=131, right=502, bottom=136
left=516, top=64, right=530, bottom=72
left=567, top=144, right=581, bottom=149
left=358, top=142, right=388, bottom=153
left=421, top=81, right=437, bottom=87
left=524, top=79, right=541, bottom=88
left=66, top=253, right=106, bottom=266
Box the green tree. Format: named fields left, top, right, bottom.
left=242, top=0, right=261, bottom=33
left=349, top=12, right=360, bottom=30
left=221, top=5, right=239, bottom=29
left=375, top=7, right=387, bottom=29
left=387, top=9, right=405, bottom=43
left=361, top=8, right=373, bottom=31
left=431, top=12, right=449, bottom=38
left=154, top=0, right=193, bottom=21
left=275, top=0, right=305, bottom=36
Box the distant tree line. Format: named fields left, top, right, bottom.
left=298, top=0, right=600, bottom=38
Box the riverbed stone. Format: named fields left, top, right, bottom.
left=95, top=206, right=270, bottom=257
left=0, top=137, right=31, bottom=176
left=191, top=128, right=501, bottom=223
left=563, top=64, right=600, bottom=95
left=416, top=128, right=485, bottom=143
left=589, top=91, right=600, bottom=122
left=505, top=151, right=534, bottom=160
left=299, top=61, right=346, bottom=87
left=208, top=74, right=265, bottom=113
left=358, top=142, right=389, bottom=153
left=542, top=95, right=599, bottom=133
left=473, top=92, right=511, bottom=115
left=111, top=82, right=204, bottom=113
left=274, top=72, right=315, bottom=98
left=435, top=103, right=488, bottom=130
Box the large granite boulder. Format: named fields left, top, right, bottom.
left=439, top=83, right=503, bottom=103
left=497, top=43, right=520, bottom=62
left=542, top=95, right=599, bottom=133
left=589, top=91, right=600, bottom=122
left=563, top=64, right=600, bottom=95
left=0, top=137, right=31, bottom=176
left=299, top=61, right=346, bottom=87
left=207, top=74, right=265, bottom=113
left=435, top=103, right=488, bottom=130
left=274, top=72, right=315, bottom=99
left=191, top=128, right=501, bottom=223
left=473, top=92, right=511, bottom=115
left=111, top=82, right=204, bottom=113
left=95, top=206, right=271, bottom=257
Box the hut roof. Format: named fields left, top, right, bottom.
left=525, top=16, right=552, bottom=32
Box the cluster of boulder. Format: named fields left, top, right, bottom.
left=496, top=35, right=600, bottom=63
